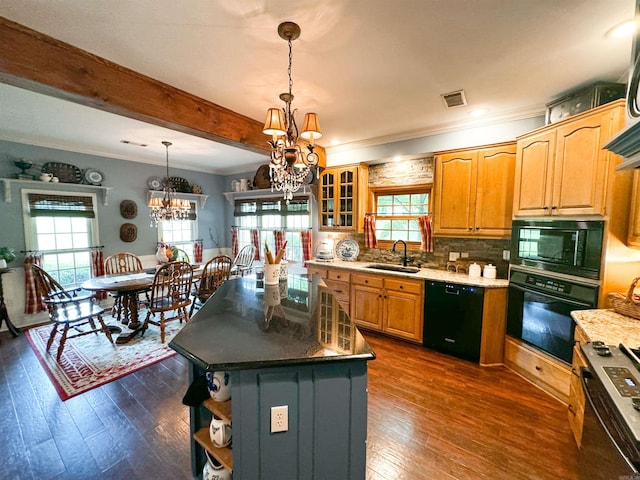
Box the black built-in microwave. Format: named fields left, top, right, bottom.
left=510, top=219, right=604, bottom=280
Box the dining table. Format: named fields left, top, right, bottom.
left=82, top=265, right=203, bottom=344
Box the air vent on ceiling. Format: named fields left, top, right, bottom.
left=120, top=140, right=148, bottom=147
left=441, top=90, right=467, bottom=108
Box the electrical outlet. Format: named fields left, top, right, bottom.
left=503, top=249, right=510, bottom=261
left=448, top=252, right=460, bottom=261
left=271, top=405, right=288, bottom=433
left=460, top=252, right=469, bottom=258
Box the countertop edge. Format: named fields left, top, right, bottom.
left=306, top=259, right=508, bottom=288
left=572, top=309, right=640, bottom=346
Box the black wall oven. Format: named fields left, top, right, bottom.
left=507, top=267, right=599, bottom=364
left=511, top=219, right=604, bottom=280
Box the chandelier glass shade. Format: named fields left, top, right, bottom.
left=264, top=22, right=322, bottom=202
left=148, top=141, right=191, bottom=226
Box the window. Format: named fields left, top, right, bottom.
left=158, top=201, right=198, bottom=261
left=234, top=197, right=311, bottom=262
left=23, top=191, right=98, bottom=288
left=372, top=185, right=431, bottom=248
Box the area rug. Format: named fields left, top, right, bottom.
left=26, top=321, right=183, bottom=401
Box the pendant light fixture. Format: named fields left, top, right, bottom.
left=264, top=21, right=322, bottom=202
left=148, top=141, right=191, bottom=226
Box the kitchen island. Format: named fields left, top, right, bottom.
left=169, top=273, right=375, bottom=480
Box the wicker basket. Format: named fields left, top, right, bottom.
left=608, top=277, right=640, bottom=320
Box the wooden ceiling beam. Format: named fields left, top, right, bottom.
left=0, top=16, right=270, bottom=155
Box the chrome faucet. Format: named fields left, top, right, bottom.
left=392, top=240, right=408, bottom=266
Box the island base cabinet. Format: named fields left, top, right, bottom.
left=188, top=360, right=369, bottom=480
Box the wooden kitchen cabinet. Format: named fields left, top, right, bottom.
left=434, top=142, right=515, bottom=238
left=319, top=163, right=369, bottom=232
left=628, top=170, right=640, bottom=248
left=513, top=100, right=625, bottom=217
left=567, top=325, right=588, bottom=448
left=351, top=273, right=423, bottom=343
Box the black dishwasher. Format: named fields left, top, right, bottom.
left=423, top=280, right=484, bottom=362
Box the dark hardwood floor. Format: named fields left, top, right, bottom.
left=0, top=328, right=581, bottom=479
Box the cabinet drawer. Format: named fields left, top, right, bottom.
left=352, top=274, right=384, bottom=288
left=385, top=278, right=423, bottom=295
left=324, top=280, right=350, bottom=303
left=307, top=266, right=328, bottom=279
left=505, top=337, right=571, bottom=401
left=328, top=270, right=351, bottom=282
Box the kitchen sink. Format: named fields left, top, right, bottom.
left=365, top=263, right=421, bottom=273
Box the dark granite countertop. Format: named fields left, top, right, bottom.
left=169, top=274, right=375, bottom=371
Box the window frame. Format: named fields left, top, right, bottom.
left=370, top=183, right=432, bottom=250
left=22, top=189, right=100, bottom=288
left=157, top=201, right=199, bottom=260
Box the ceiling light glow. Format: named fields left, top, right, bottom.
left=606, top=19, right=636, bottom=38
left=470, top=108, right=488, bottom=118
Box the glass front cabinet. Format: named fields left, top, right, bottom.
left=319, top=163, right=369, bottom=232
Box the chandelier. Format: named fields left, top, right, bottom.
left=263, top=21, right=322, bottom=202
left=148, top=141, right=191, bottom=226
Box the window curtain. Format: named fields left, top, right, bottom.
left=194, top=239, right=204, bottom=263
left=274, top=230, right=286, bottom=260
left=418, top=215, right=433, bottom=252
left=250, top=229, right=261, bottom=261
left=231, top=227, right=239, bottom=259
left=364, top=213, right=378, bottom=248
left=23, top=253, right=45, bottom=314
left=90, top=247, right=106, bottom=300
left=300, top=231, right=312, bottom=264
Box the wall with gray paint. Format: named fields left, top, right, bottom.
left=0, top=140, right=228, bottom=260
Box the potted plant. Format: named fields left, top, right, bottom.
left=0, top=247, right=16, bottom=269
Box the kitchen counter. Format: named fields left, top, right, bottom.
left=571, top=309, right=640, bottom=346
left=305, top=259, right=509, bottom=288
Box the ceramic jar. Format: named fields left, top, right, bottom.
left=483, top=264, right=497, bottom=279
left=468, top=263, right=481, bottom=278
left=205, top=371, right=231, bottom=402
left=202, top=451, right=232, bottom=480
left=209, top=413, right=232, bottom=448
left=39, top=173, right=53, bottom=182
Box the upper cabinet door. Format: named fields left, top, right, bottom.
left=434, top=150, right=477, bottom=236
left=552, top=108, right=620, bottom=216
left=475, top=144, right=516, bottom=236
left=319, top=164, right=369, bottom=232
left=513, top=130, right=556, bottom=216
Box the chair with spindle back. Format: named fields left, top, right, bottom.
left=230, top=244, right=256, bottom=278
left=189, top=255, right=232, bottom=316
left=142, top=261, right=193, bottom=343
left=104, top=252, right=145, bottom=322
left=32, top=265, right=114, bottom=361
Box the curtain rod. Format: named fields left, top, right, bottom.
left=21, top=245, right=104, bottom=253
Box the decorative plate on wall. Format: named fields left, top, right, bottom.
left=120, top=200, right=137, bottom=219
left=335, top=238, right=360, bottom=261
left=254, top=164, right=271, bottom=189
left=147, top=177, right=163, bottom=190
left=119, top=223, right=137, bottom=243
left=42, top=162, right=82, bottom=184
left=83, top=168, right=105, bottom=185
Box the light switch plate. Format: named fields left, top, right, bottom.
left=449, top=252, right=460, bottom=261
left=503, top=249, right=510, bottom=261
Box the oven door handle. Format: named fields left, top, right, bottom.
left=509, top=283, right=593, bottom=308
left=580, top=368, right=640, bottom=473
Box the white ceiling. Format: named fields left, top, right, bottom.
left=0, top=0, right=636, bottom=175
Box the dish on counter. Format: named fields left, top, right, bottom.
left=335, top=238, right=360, bottom=261
left=83, top=168, right=104, bottom=185
left=42, top=162, right=82, bottom=184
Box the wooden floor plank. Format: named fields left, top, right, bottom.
left=0, top=328, right=585, bottom=479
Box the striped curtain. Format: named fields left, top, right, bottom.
left=418, top=215, right=433, bottom=252
left=90, top=248, right=106, bottom=300
left=194, top=239, right=204, bottom=263
left=231, top=227, right=239, bottom=259
left=23, top=253, right=45, bottom=314
left=274, top=230, right=286, bottom=260
left=300, top=231, right=312, bottom=264
left=364, top=214, right=378, bottom=248
left=250, top=229, right=261, bottom=261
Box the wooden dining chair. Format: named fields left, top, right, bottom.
left=32, top=265, right=114, bottom=361
left=230, top=244, right=256, bottom=278
left=104, top=252, right=145, bottom=322
left=142, top=261, right=193, bottom=343
left=189, top=255, right=232, bottom=316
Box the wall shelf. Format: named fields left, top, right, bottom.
left=147, top=190, right=209, bottom=208
left=1, top=178, right=113, bottom=205
left=222, top=185, right=316, bottom=205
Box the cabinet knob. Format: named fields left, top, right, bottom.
left=399, top=285, right=404, bottom=289
left=567, top=404, right=576, bottom=416
left=468, top=227, right=473, bottom=230
left=543, top=206, right=549, bottom=210
left=475, top=226, right=480, bottom=230
left=364, top=280, right=368, bottom=284
left=551, top=205, right=558, bottom=210
left=535, top=365, right=542, bottom=371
